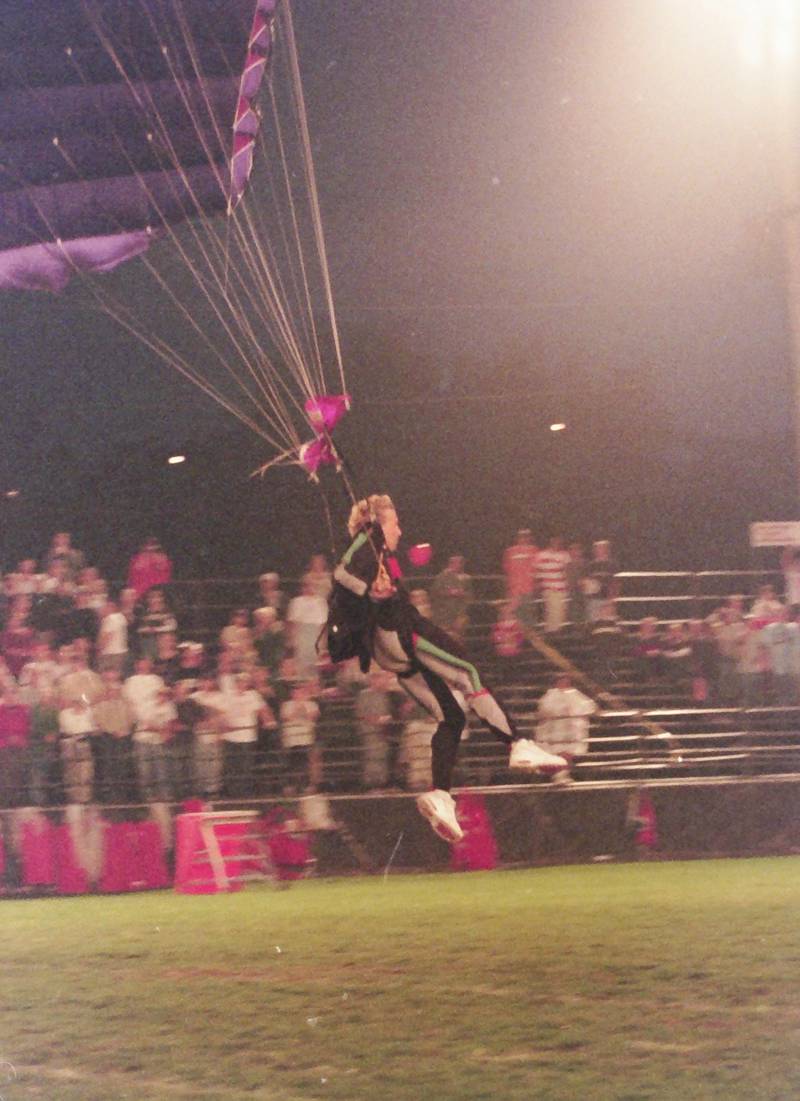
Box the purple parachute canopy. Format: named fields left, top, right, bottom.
left=0, top=0, right=278, bottom=291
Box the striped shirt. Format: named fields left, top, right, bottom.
left=535, top=550, right=571, bottom=593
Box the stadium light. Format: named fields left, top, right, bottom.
left=167, top=454, right=186, bottom=465
left=549, top=423, right=567, bottom=433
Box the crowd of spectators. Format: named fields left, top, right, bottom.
left=2, top=527, right=799, bottom=811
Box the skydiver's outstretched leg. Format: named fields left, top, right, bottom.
left=408, top=622, right=566, bottom=774
left=398, top=666, right=466, bottom=843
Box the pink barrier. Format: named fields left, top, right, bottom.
left=100, top=821, right=169, bottom=893
left=21, top=818, right=55, bottom=887
left=53, top=824, right=89, bottom=895
left=451, top=793, right=498, bottom=872
left=175, top=813, right=248, bottom=894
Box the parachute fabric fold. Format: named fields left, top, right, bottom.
left=0, top=0, right=278, bottom=291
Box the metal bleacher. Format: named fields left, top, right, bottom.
left=165, top=568, right=800, bottom=793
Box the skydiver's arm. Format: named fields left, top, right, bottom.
left=333, top=531, right=379, bottom=597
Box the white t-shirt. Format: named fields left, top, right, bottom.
left=97, top=611, right=129, bottom=656
left=219, top=689, right=265, bottom=743
left=123, top=673, right=176, bottom=743
left=280, top=698, right=320, bottom=748
left=287, top=594, right=328, bottom=627
left=59, top=705, right=95, bottom=738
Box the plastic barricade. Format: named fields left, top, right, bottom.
left=20, top=816, right=55, bottom=887
left=53, top=823, right=90, bottom=895
left=174, top=811, right=269, bottom=894
left=451, top=793, right=498, bottom=872
left=100, top=821, right=169, bottom=893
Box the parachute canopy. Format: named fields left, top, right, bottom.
left=0, top=0, right=277, bottom=291
left=0, top=0, right=348, bottom=477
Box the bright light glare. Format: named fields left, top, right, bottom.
left=4, top=489, right=19, bottom=498
left=549, top=423, right=567, bottom=433
left=167, top=454, right=186, bottom=465
left=735, top=0, right=799, bottom=67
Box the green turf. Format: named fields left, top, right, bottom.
left=2, top=858, right=800, bottom=1100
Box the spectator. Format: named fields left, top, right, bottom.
left=760, top=607, right=799, bottom=706
left=136, top=588, right=178, bottom=662
left=286, top=578, right=328, bottom=682
left=750, top=585, right=783, bottom=623
left=96, top=599, right=129, bottom=674
left=633, top=617, right=665, bottom=680
left=565, top=542, right=588, bottom=628
left=686, top=619, right=719, bottom=703
left=76, top=566, right=108, bottom=611
left=58, top=694, right=95, bottom=804
left=0, top=603, right=36, bottom=677
left=491, top=601, right=525, bottom=666
left=19, top=640, right=61, bottom=702
left=279, top=681, right=320, bottom=794
left=45, top=531, right=85, bottom=582
left=253, top=606, right=285, bottom=679
left=355, top=670, right=393, bottom=790
left=584, top=540, right=620, bottom=623
left=127, top=538, right=173, bottom=600
left=398, top=708, right=435, bottom=792
left=7, top=559, right=44, bottom=599
left=711, top=606, right=748, bottom=705
left=661, top=622, right=692, bottom=683
left=302, top=554, right=333, bottom=601
left=429, top=555, right=473, bottom=643
left=91, top=668, right=135, bottom=802
left=59, top=643, right=103, bottom=708
left=409, top=588, right=432, bottom=619
left=0, top=685, right=30, bottom=808
left=502, top=528, right=539, bottom=615
left=122, top=657, right=176, bottom=803
left=219, top=608, right=256, bottom=670
left=590, top=601, right=626, bottom=677
left=738, top=617, right=768, bottom=708
left=154, top=632, right=182, bottom=685
left=219, top=671, right=275, bottom=798
left=707, top=593, right=746, bottom=632
left=60, top=588, right=99, bottom=651
left=26, top=684, right=60, bottom=807
left=536, top=672, right=597, bottom=784
left=780, top=547, right=800, bottom=606
left=535, top=536, right=571, bottom=633
left=256, top=571, right=287, bottom=618
left=187, top=676, right=225, bottom=798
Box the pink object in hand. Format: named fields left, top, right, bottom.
left=408, top=543, right=432, bottom=567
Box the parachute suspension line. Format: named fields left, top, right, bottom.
left=133, top=0, right=330, bottom=427
left=83, top=280, right=278, bottom=448
left=164, top=1, right=316, bottom=383
left=282, top=0, right=346, bottom=397
left=262, top=76, right=324, bottom=393
left=74, top=3, right=309, bottom=453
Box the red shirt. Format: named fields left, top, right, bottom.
left=127, top=552, right=173, bottom=598
left=502, top=543, right=539, bottom=597
left=0, top=703, right=30, bottom=748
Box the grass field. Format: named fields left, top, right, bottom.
left=2, top=857, right=800, bottom=1101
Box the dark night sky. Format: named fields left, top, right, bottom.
left=1, top=0, right=797, bottom=578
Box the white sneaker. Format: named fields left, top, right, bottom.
left=416, top=789, right=464, bottom=843
left=509, top=739, right=567, bottom=773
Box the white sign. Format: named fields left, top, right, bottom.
left=749, top=522, right=800, bottom=548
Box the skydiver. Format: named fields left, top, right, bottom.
left=328, top=494, right=566, bottom=843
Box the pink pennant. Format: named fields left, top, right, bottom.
left=298, top=437, right=338, bottom=476
left=305, top=394, right=351, bottom=436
